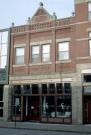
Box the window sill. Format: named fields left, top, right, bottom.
left=56, top=60, right=71, bottom=64
left=29, top=62, right=52, bottom=66
left=13, top=64, right=26, bottom=67
left=76, top=56, right=91, bottom=60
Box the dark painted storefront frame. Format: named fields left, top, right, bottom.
left=11, top=84, right=72, bottom=124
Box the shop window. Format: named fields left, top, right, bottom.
left=15, top=47, right=24, bottom=65
left=23, top=85, right=31, bottom=94
left=42, top=84, right=47, bottom=94
left=83, top=86, right=91, bottom=93
left=56, top=96, right=71, bottom=118
left=32, top=84, right=39, bottom=94
left=0, top=101, right=3, bottom=117
left=0, top=86, right=3, bottom=117
left=56, top=83, right=63, bottom=94
left=84, top=74, right=91, bottom=82
left=42, top=96, right=55, bottom=117
left=64, top=83, right=71, bottom=93
left=49, top=83, right=55, bottom=94
left=14, top=85, right=21, bottom=94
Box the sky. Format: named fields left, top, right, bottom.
left=0, top=0, right=74, bottom=28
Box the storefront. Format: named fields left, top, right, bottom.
left=11, top=83, right=72, bottom=124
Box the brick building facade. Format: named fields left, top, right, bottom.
left=2, top=0, right=91, bottom=124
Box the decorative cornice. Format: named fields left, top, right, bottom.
left=75, top=0, right=91, bottom=4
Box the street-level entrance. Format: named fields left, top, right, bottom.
left=23, top=96, right=40, bottom=121
left=83, top=95, right=91, bottom=124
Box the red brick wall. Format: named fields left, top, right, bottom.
left=9, top=1, right=91, bottom=76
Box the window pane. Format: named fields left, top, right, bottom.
left=0, top=101, right=3, bottom=117
left=49, top=84, right=55, bottom=94
left=59, top=42, right=69, bottom=51
left=56, top=83, right=63, bottom=93
left=0, top=86, right=3, bottom=101
left=64, top=83, right=71, bottom=93
left=14, top=85, right=21, bottom=94
left=16, top=48, right=24, bottom=56
left=1, top=44, right=7, bottom=55
left=56, top=96, right=71, bottom=118
left=32, top=46, right=40, bottom=63
left=59, top=52, right=69, bottom=60
left=88, top=3, right=91, bottom=11
left=42, top=45, right=50, bottom=53
left=42, top=53, right=50, bottom=62
left=42, top=84, right=47, bottom=94
left=32, top=46, right=39, bottom=54
left=89, top=40, right=91, bottom=55
left=89, top=12, right=91, bottom=20
left=2, top=31, right=8, bottom=43
left=23, top=85, right=31, bottom=94
left=84, top=74, right=91, bottom=82
left=0, top=56, right=7, bottom=68
left=88, top=3, right=91, bottom=20
left=16, top=56, right=24, bottom=64
left=89, top=32, right=91, bottom=37
left=42, top=96, right=55, bottom=117
left=32, top=84, right=39, bottom=94
left=32, top=54, right=40, bottom=63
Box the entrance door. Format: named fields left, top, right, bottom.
left=23, top=96, right=40, bottom=121
left=30, top=96, right=40, bottom=121
left=87, top=101, right=91, bottom=123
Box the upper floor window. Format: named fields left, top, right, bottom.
left=58, top=42, right=69, bottom=60
left=88, top=2, right=91, bottom=20
left=0, top=31, right=8, bottom=68
left=89, top=32, right=91, bottom=37
left=42, top=44, right=50, bottom=62
left=15, top=47, right=24, bottom=65
left=89, top=32, right=91, bottom=56
left=31, top=45, right=40, bottom=63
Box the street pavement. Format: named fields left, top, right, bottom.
left=0, top=128, right=90, bottom=135
left=1, top=121, right=91, bottom=134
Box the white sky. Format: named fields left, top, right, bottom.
left=0, top=0, right=74, bottom=28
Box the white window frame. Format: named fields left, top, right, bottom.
left=88, top=2, right=91, bottom=20
left=31, top=45, right=40, bottom=63
left=15, top=47, right=24, bottom=65
left=58, top=42, right=69, bottom=61
left=42, top=44, right=50, bottom=62
left=89, top=40, right=91, bottom=56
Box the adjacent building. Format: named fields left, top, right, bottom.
left=1, top=0, right=91, bottom=124
left=0, top=29, right=10, bottom=121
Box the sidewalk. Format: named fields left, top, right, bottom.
left=0, top=121, right=91, bottom=133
